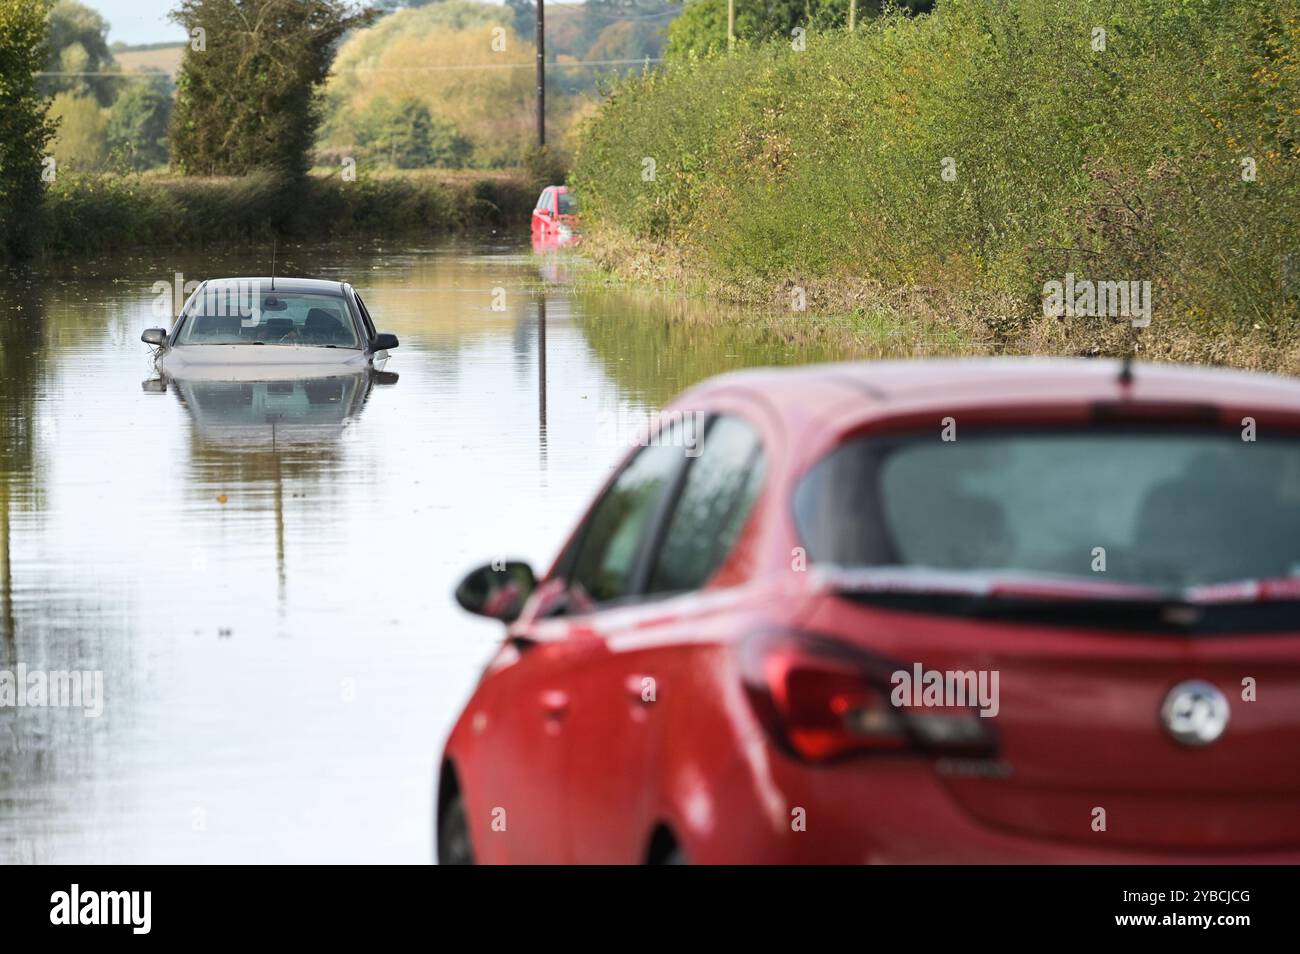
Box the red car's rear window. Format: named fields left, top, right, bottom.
left=794, top=428, right=1300, bottom=593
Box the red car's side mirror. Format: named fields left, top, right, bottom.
left=455, top=561, right=537, bottom=623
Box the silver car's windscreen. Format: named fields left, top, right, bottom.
left=175, top=290, right=360, bottom=348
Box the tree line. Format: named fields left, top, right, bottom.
left=0, top=0, right=373, bottom=258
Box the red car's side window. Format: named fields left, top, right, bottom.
left=564, top=420, right=688, bottom=606
left=553, top=414, right=765, bottom=611
left=644, top=416, right=765, bottom=595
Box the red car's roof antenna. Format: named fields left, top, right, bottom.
left=1118, top=353, right=1135, bottom=390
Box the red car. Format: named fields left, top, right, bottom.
left=438, top=358, right=1300, bottom=864
left=530, top=185, right=578, bottom=250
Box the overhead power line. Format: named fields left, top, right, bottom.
left=344, top=58, right=663, bottom=73
left=36, top=58, right=663, bottom=80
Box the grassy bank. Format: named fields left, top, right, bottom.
left=572, top=0, right=1300, bottom=373
left=34, top=168, right=536, bottom=258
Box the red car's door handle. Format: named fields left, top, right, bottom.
left=539, top=689, right=570, bottom=719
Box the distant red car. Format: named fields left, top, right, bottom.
left=438, top=359, right=1300, bottom=864
left=530, top=185, right=578, bottom=250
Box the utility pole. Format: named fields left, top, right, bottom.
left=537, top=296, right=548, bottom=469
left=728, top=0, right=734, bottom=51
left=535, top=0, right=545, bottom=146
left=849, top=0, right=856, bottom=31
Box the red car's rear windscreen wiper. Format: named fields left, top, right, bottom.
left=821, top=567, right=1300, bottom=633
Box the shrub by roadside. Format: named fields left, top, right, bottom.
left=572, top=0, right=1300, bottom=372
left=34, top=168, right=536, bottom=257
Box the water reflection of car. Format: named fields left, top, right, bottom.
left=140, top=278, right=399, bottom=373
left=144, top=365, right=396, bottom=448
left=437, top=358, right=1300, bottom=864
left=531, top=185, right=578, bottom=251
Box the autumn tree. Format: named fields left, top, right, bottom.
left=0, top=0, right=59, bottom=259
left=170, top=0, right=376, bottom=177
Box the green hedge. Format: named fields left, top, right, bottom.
left=35, top=170, right=536, bottom=257
left=572, top=0, right=1300, bottom=351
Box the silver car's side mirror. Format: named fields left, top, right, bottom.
left=141, top=328, right=168, bottom=346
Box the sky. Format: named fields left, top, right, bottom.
left=92, top=0, right=187, bottom=45
left=90, top=0, right=517, bottom=48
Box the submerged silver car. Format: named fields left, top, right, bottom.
left=140, top=277, right=399, bottom=371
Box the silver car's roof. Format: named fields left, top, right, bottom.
left=193, top=277, right=350, bottom=295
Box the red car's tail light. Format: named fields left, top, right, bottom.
left=739, top=631, right=997, bottom=763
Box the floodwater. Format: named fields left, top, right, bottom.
left=0, top=234, right=874, bottom=863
